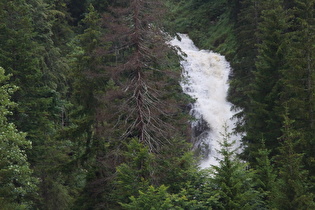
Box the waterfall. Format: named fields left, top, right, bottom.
left=170, top=34, right=241, bottom=168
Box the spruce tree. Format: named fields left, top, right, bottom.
left=244, top=0, right=288, bottom=162
left=280, top=0, right=315, bottom=177
left=274, top=111, right=315, bottom=209
left=95, top=0, right=188, bottom=151
left=70, top=2, right=193, bottom=207
left=254, top=141, right=277, bottom=208
left=229, top=0, right=263, bottom=131
left=119, top=185, right=174, bottom=210
left=210, top=126, right=261, bottom=210
left=0, top=1, right=80, bottom=208
left=113, top=139, right=154, bottom=206
left=65, top=4, right=109, bottom=209
left=69, top=3, right=104, bottom=160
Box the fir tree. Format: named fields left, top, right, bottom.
left=69, top=3, right=104, bottom=160
left=75, top=1, right=191, bottom=207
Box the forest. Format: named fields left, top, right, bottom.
left=0, top=0, right=315, bottom=209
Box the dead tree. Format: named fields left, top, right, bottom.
left=93, top=0, right=188, bottom=152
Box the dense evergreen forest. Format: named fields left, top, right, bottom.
left=0, top=0, right=315, bottom=209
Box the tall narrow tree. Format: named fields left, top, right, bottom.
left=210, top=126, right=261, bottom=209
left=280, top=0, right=315, bottom=176
left=96, top=0, right=187, bottom=151
left=274, top=111, right=315, bottom=209
left=229, top=0, right=263, bottom=132
left=72, top=1, right=191, bottom=208
left=244, top=0, right=288, bottom=162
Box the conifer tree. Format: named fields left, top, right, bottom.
left=69, top=3, right=104, bottom=160
left=113, top=139, right=154, bottom=206
left=229, top=0, right=258, bottom=145
left=0, top=1, right=79, bottom=208
left=280, top=0, right=315, bottom=176
left=229, top=0, right=263, bottom=129
left=72, top=2, right=194, bottom=206
left=0, top=0, right=57, bottom=161
left=45, top=0, right=74, bottom=51
left=254, top=141, right=277, bottom=208
left=96, top=0, right=187, bottom=151
left=244, top=0, right=288, bottom=162
left=65, top=5, right=110, bottom=209
left=274, top=111, right=315, bottom=209
left=210, top=126, right=261, bottom=209
left=119, top=185, right=174, bottom=210
left=176, top=173, right=220, bottom=209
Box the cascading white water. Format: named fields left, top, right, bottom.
left=170, top=34, right=241, bottom=168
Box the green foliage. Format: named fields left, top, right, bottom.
left=172, top=170, right=220, bottom=209
left=243, top=0, right=288, bottom=162
left=0, top=0, right=62, bottom=157
left=228, top=0, right=263, bottom=130
left=273, top=111, right=315, bottom=209
left=1, top=0, right=315, bottom=208
left=86, top=0, right=109, bottom=13
left=166, top=0, right=237, bottom=56
left=209, top=126, right=262, bottom=209
left=120, top=185, right=174, bottom=210
left=280, top=0, right=315, bottom=177
left=0, top=1, right=83, bottom=209
left=114, top=139, right=154, bottom=204
left=113, top=139, right=198, bottom=208
left=229, top=1, right=315, bottom=201
left=0, top=67, right=37, bottom=209
left=153, top=139, right=198, bottom=193
left=254, top=141, right=277, bottom=208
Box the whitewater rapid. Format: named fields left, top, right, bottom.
left=170, top=34, right=241, bottom=168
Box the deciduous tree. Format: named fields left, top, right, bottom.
left=0, top=67, right=37, bottom=209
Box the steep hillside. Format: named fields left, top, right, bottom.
left=166, top=0, right=237, bottom=58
